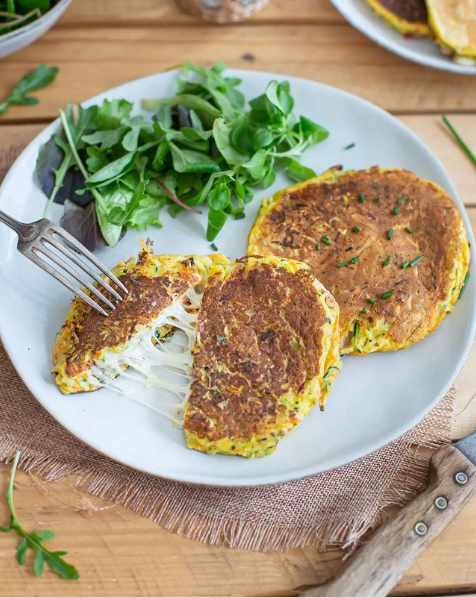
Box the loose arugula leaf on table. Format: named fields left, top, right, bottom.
left=0, top=451, right=79, bottom=580
left=0, top=64, right=58, bottom=116
left=36, top=61, right=329, bottom=247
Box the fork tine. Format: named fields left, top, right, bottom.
left=44, top=235, right=123, bottom=302
left=36, top=243, right=116, bottom=311
left=49, top=224, right=129, bottom=294
left=27, top=251, right=109, bottom=317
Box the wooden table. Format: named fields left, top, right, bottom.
left=1, top=1, right=476, bottom=595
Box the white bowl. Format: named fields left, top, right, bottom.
left=0, top=0, right=72, bottom=59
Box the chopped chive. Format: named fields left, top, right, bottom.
left=442, top=116, right=476, bottom=168
left=381, top=290, right=394, bottom=298
left=401, top=261, right=410, bottom=269
left=216, top=335, right=227, bottom=344
left=382, top=256, right=391, bottom=267
left=210, top=243, right=218, bottom=251
left=350, top=256, right=360, bottom=264
left=358, top=194, right=365, bottom=203
left=392, top=207, right=399, bottom=215
left=235, top=213, right=246, bottom=220
left=398, top=196, right=408, bottom=204
left=373, top=182, right=379, bottom=189
left=404, top=226, right=413, bottom=234
left=410, top=255, right=424, bottom=267
left=368, top=298, right=376, bottom=305
left=344, top=142, right=356, bottom=150
left=375, top=196, right=381, bottom=204
left=353, top=321, right=359, bottom=338
left=321, top=236, right=332, bottom=246
left=459, top=272, right=470, bottom=299
left=316, top=243, right=321, bottom=251
left=388, top=228, right=393, bottom=240
left=323, top=365, right=341, bottom=379
left=361, top=307, right=368, bottom=314
left=352, top=226, right=361, bottom=233
left=337, top=262, right=349, bottom=268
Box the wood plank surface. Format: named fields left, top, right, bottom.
left=0, top=467, right=475, bottom=597
left=1, top=0, right=476, bottom=594
left=58, top=0, right=344, bottom=25
left=1, top=25, right=476, bottom=123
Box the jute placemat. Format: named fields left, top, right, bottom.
left=0, top=143, right=457, bottom=552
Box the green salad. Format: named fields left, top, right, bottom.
left=0, top=0, right=52, bottom=35
left=37, top=62, right=329, bottom=250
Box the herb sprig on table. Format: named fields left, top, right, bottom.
left=0, top=63, right=58, bottom=116
left=0, top=451, right=80, bottom=580
left=37, top=62, right=329, bottom=249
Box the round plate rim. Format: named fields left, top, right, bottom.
left=329, top=0, right=476, bottom=75
left=0, top=68, right=475, bottom=487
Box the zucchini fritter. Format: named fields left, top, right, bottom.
left=53, top=249, right=341, bottom=458
left=184, top=256, right=341, bottom=458
left=53, top=243, right=226, bottom=395
left=426, top=0, right=476, bottom=62
left=366, top=0, right=430, bottom=36
left=248, top=166, right=470, bottom=355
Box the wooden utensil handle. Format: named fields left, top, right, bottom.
left=300, top=444, right=476, bottom=597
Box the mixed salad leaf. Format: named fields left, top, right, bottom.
left=37, top=62, right=329, bottom=249
left=0, top=0, right=51, bottom=36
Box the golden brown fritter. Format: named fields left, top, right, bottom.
left=367, top=0, right=430, bottom=36
left=427, top=0, right=476, bottom=61
left=248, top=167, right=470, bottom=355
left=53, top=245, right=214, bottom=394
left=183, top=255, right=341, bottom=458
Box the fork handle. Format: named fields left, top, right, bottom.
left=0, top=209, right=38, bottom=242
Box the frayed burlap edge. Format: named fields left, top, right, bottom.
left=0, top=390, right=455, bottom=553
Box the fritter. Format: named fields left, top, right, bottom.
left=366, top=0, right=430, bottom=36
left=53, top=249, right=342, bottom=458
left=426, top=0, right=476, bottom=62
left=248, top=166, right=470, bottom=355
left=183, top=255, right=341, bottom=458
left=53, top=243, right=226, bottom=396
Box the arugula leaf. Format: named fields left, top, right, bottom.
left=142, top=95, right=221, bottom=127
left=95, top=98, right=133, bottom=130
left=207, top=207, right=228, bottom=241
left=87, top=152, right=136, bottom=186
left=1, top=452, right=79, bottom=580
left=285, top=158, right=316, bottom=183
left=81, top=128, right=125, bottom=149
left=265, top=80, right=294, bottom=116
left=208, top=182, right=231, bottom=211
left=242, top=149, right=267, bottom=181
left=213, top=118, right=248, bottom=166
left=0, top=64, right=58, bottom=116
left=169, top=142, right=220, bottom=174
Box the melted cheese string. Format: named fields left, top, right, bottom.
left=89, top=287, right=202, bottom=427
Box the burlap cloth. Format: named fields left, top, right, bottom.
left=0, top=144, right=457, bottom=552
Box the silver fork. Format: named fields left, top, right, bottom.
left=0, top=211, right=128, bottom=317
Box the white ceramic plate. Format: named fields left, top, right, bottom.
left=0, top=70, right=475, bottom=487
left=330, top=0, right=476, bottom=75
